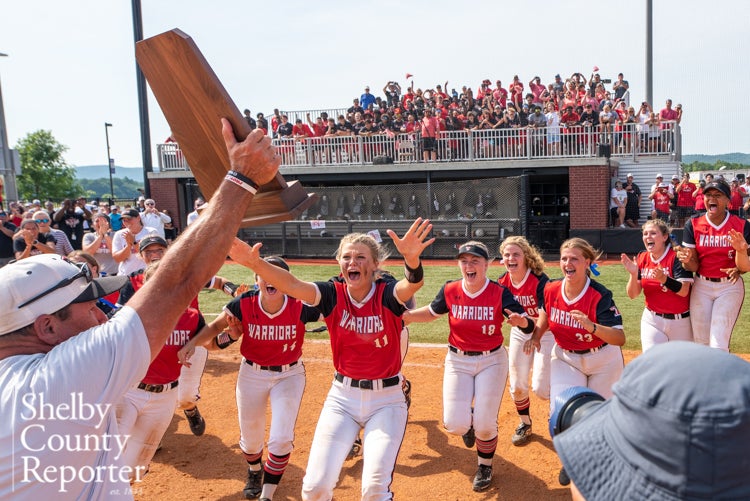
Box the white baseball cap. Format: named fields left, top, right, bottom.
left=0, top=255, right=128, bottom=336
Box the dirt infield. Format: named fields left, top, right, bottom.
left=135, top=342, right=635, bottom=500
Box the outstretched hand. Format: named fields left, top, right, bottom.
left=504, top=309, right=529, bottom=328
left=386, top=218, right=435, bottom=266
left=229, top=237, right=263, bottom=270
left=620, top=253, right=638, bottom=275
left=728, top=229, right=749, bottom=253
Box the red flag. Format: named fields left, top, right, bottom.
left=406, top=73, right=413, bottom=79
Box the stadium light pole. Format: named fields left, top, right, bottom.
left=104, top=122, right=115, bottom=200
left=0, top=52, right=19, bottom=205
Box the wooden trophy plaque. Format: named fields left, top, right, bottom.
left=135, top=29, right=317, bottom=226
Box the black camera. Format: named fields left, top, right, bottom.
left=549, top=386, right=605, bottom=438
left=602, top=78, right=612, bottom=84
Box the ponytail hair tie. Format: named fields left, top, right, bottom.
left=589, top=263, right=600, bottom=276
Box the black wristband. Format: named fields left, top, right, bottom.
left=404, top=260, right=424, bottom=283
left=663, top=276, right=682, bottom=293
left=521, top=317, right=535, bottom=334
left=227, top=170, right=260, bottom=190
left=215, top=331, right=238, bottom=349
left=223, top=281, right=239, bottom=296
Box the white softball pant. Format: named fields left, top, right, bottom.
left=237, top=360, right=306, bottom=457
left=640, top=309, right=693, bottom=352
left=443, top=347, right=508, bottom=441
left=508, top=327, right=554, bottom=403
left=690, top=277, right=744, bottom=352
left=301, top=375, right=408, bottom=501
left=178, top=345, right=207, bottom=409
left=549, top=343, right=623, bottom=413
left=115, top=385, right=178, bottom=480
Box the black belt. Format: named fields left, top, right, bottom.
left=696, top=273, right=731, bottom=283
left=564, top=343, right=608, bottom=355
left=334, top=372, right=400, bottom=390
left=449, top=344, right=502, bottom=357
left=245, top=360, right=298, bottom=372
left=138, top=380, right=178, bottom=393
left=650, top=309, right=690, bottom=320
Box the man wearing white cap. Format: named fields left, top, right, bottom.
left=0, top=120, right=280, bottom=499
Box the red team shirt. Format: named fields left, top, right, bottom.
left=429, top=279, right=526, bottom=352
left=141, top=307, right=205, bottom=385
left=636, top=248, right=692, bottom=314
left=226, top=290, right=319, bottom=366
left=542, top=278, right=623, bottom=351
left=676, top=182, right=697, bottom=208
left=314, top=278, right=406, bottom=380
left=682, top=213, right=750, bottom=278
left=497, top=269, right=549, bottom=320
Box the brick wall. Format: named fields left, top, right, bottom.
left=569, top=163, right=616, bottom=230
left=147, top=178, right=182, bottom=231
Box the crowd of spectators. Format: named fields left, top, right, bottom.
left=241, top=71, right=683, bottom=163
left=0, top=195, right=177, bottom=270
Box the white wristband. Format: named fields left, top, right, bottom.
left=224, top=173, right=258, bottom=195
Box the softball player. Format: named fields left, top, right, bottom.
left=116, top=235, right=239, bottom=435
left=527, top=238, right=625, bottom=408
left=620, top=219, right=693, bottom=351
left=677, top=179, right=750, bottom=351
left=115, top=263, right=206, bottom=480
left=178, top=256, right=319, bottom=501
left=498, top=236, right=553, bottom=446
left=229, top=218, right=434, bottom=501
left=404, top=241, right=534, bottom=492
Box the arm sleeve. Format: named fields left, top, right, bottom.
left=428, top=283, right=450, bottom=315
left=224, top=294, right=245, bottom=319
left=116, top=280, right=135, bottom=306
left=501, top=286, right=526, bottom=316
left=535, top=273, right=549, bottom=306
left=672, top=255, right=694, bottom=281
left=594, top=287, right=623, bottom=328
left=312, top=280, right=336, bottom=317
left=682, top=219, right=696, bottom=248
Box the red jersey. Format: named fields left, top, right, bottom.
left=676, top=182, right=696, bottom=208
left=542, top=278, right=623, bottom=351
left=682, top=213, right=750, bottom=278
left=636, top=248, right=692, bottom=314
left=315, top=278, right=406, bottom=380
left=142, top=307, right=205, bottom=385
left=694, top=189, right=706, bottom=211
left=225, top=290, right=319, bottom=366
left=497, top=269, right=549, bottom=319
left=730, top=189, right=743, bottom=211
left=653, top=190, right=671, bottom=213
left=429, top=278, right=525, bottom=352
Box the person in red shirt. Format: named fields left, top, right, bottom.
left=509, top=75, right=524, bottom=109
left=693, top=179, right=707, bottom=214
left=421, top=109, right=439, bottom=162
left=178, top=256, right=320, bottom=501
left=230, top=219, right=434, bottom=501
left=404, top=242, right=533, bottom=492
left=498, top=237, right=553, bottom=448
left=493, top=80, right=508, bottom=106
left=116, top=261, right=206, bottom=481
left=621, top=219, right=693, bottom=351
left=729, top=179, right=743, bottom=216
left=675, top=172, right=697, bottom=226
left=678, top=179, right=750, bottom=351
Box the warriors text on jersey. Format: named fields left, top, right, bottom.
left=226, top=290, right=319, bottom=366
left=682, top=213, right=750, bottom=278
left=498, top=269, right=549, bottom=319
left=429, top=278, right=526, bottom=352
left=542, top=278, right=622, bottom=351
left=142, top=307, right=205, bottom=385
left=314, top=278, right=405, bottom=380
left=636, top=247, right=692, bottom=314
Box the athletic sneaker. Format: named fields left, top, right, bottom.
left=472, top=464, right=493, bottom=492
left=461, top=426, right=476, bottom=448
left=243, top=469, right=262, bottom=499
left=184, top=406, right=206, bottom=436
left=559, top=467, right=570, bottom=486
left=346, top=437, right=362, bottom=460
left=511, top=421, right=532, bottom=446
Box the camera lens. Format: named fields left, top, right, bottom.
left=549, top=386, right=605, bottom=438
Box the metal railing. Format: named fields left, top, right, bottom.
left=156, top=122, right=680, bottom=171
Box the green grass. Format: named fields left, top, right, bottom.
left=198, top=262, right=750, bottom=353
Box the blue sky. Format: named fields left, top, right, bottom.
left=1, top=0, right=748, bottom=167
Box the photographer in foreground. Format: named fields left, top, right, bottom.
left=553, top=342, right=750, bottom=500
